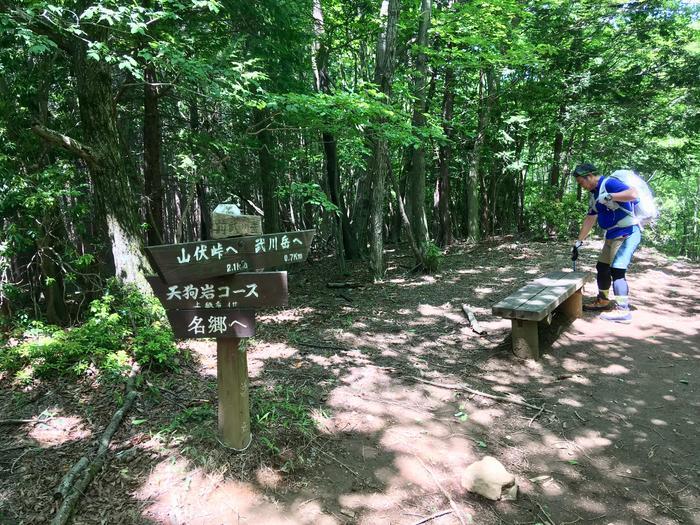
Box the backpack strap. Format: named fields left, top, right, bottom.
left=600, top=177, right=638, bottom=230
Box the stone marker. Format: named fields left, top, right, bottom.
left=211, top=204, right=262, bottom=239
left=461, top=456, right=516, bottom=501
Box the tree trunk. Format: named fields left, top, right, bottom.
left=368, top=0, right=400, bottom=280
left=436, top=66, right=454, bottom=247
left=549, top=104, right=566, bottom=193
left=352, top=170, right=372, bottom=255
left=69, top=20, right=150, bottom=288
left=480, top=69, right=498, bottom=237
left=405, top=0, right=432, bottom=254
left=143, top=63, right=164, bottom=246
left=196, top=181, right=210, bottom=240
left=38, top=217, right=67, bottom=325
left=33, top=55, right=68, bottom=323
left=558, top=131, right=576, bottom=197
left=466, top=68, right=494, bottom=242
left=252, top=108, right=280, bottom=234
left=518, top=133, right=536, bottom=233
left=313, top=0, right=355, bottom=266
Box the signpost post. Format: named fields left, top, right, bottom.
left=146, top=229, right=314, bottom=450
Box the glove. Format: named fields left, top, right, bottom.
left=571, top=240, right=582, bottom=261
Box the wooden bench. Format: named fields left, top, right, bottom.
left=492, top=271, right=592, bottom=359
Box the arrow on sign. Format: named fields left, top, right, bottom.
left=146, top=229, right=314, bottom=284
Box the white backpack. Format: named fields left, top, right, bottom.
left=595, top=169, right=659, bottom=229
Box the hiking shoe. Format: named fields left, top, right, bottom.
left=583, top=297, right=614, bottom=311
left=600, top=307, right=632, bottom=324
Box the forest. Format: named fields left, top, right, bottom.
left=0, top=0, right=698, bottom=324
left=0, top=1, right=699, bottom=524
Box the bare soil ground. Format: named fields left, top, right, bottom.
left=2, top=239, right=699, bottom=525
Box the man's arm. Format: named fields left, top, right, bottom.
left=577, top=213, right=597, bottom=242
left=604, top=178, right=638, bottom=202
left=608, top=187, right=638, bottom=202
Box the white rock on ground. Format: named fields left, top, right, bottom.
left=461, top=456, right=517, bottom=501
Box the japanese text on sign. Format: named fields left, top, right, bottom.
left=166, top=283, right=258, bottom=301
left=188, top=315, right=250, bottom=336
left=174, top=234, right=304, bottom=266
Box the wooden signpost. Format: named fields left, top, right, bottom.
left=146, top=272, right=289, bottom=310
left=146, top=229, right=313, bottom=450
left=146, top=229, right=315, bottom=283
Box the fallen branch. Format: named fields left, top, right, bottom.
left=326, top=282, right=362, bottom=289
left=529, top=404, right=546, bottom=427
left=530, top=498, right=556, bottom=525
left=461, top=304, right=486, bottom=335
left=337, top=292, right=353, bottom=302
left=412, top=377, right=552, bottom=413
left=51, top=364, right=140, bottom=525
left=0, top=418, right=51, bottom=425
left=0, top=444, right=36, bottom=453
left=296, top=340, right=349, bottom=352
left=416, top=456, right=469, bottom=525
left=617, top=473, right=648, bottom=482
left=410, top=509, right=453, bottom=525
left=53, top=457, right=89, bottom=501
left=315, top=447, right=359, bottom=478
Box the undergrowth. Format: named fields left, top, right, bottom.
left=159, top=382, right=323, bottom=474
left=0, top=279, right=179, bottom=384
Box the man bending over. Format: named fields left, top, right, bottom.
left=571, top=163, right=641, bottom=323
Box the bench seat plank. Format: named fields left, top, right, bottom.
left=492, top=271, right=591, bottom=321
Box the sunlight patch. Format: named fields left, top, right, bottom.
left=599, top=364, right=630, bottom=375
left=28, top=412, right=91, bottom=447
left=258, top=307, right=315, bottom=324
left=416, top=303, right=463, bottom=323
left=468, top=408, right=505, bottom=426
left=573, top=431, right=612, bottom=451
left=557, top=397, right=583, bottom=408
left=136, top=458, right=321, bottom=524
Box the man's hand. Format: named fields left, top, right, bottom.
left=571, top=240, right=583, bottom=261
left=597, top=191, right=614, bottom=206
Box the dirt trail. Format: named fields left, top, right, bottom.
left=1, top=240, right=698, bottom=525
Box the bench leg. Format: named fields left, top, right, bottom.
left=512, top=319, right=539, bottom=360
left=560, top=289, right=583, bottom=319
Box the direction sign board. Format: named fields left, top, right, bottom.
left=146, top=229, right=315, bottom=284
left=147, top=272, right=288, bottom=310
left=166, top=309, right=255, bottom=339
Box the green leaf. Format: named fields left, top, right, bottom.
left=27, top=44, right=48, bottom=55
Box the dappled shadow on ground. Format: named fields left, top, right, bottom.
left=1, top=239, right=698, bottom=524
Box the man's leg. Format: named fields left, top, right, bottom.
left=584, top=239, right=621, bottom=311
left=601, top=227, right=641, bottom=323
left=596, top=261, right=612, bottom=300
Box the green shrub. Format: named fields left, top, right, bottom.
left=0, top=279, right=178, bottom=382
left=422, top=241, right=443, bottom=272
left=524, top=184, right=589, bottom=240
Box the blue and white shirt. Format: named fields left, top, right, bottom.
left=587, top=176, right=637, bottom=239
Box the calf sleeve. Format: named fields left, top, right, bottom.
left=596, top=261, right=612, bottom=297
left=611, top=267, right=629, bottom=306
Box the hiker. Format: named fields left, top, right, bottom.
left=571, top=163, right=641, bottom=323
